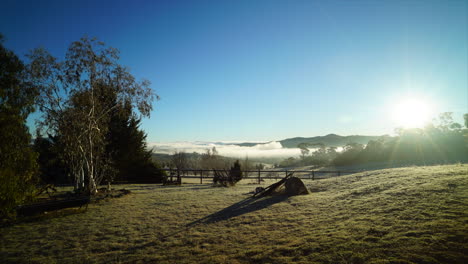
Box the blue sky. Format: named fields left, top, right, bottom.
left=1, top=0, right=467, bottom=142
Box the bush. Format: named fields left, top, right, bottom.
left=213, top=160, right=243, bottom=187
left=0, top=168, right=37, bottom=218
left=0, top=119, right=38, bottom=218
left=0, top=109, right=39, bottom=219
left=0, top=34, right=39, bottom=218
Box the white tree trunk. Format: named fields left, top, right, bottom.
left=80, top=166, right=85, bottom=189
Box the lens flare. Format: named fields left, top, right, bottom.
left=392, top=98, right=433, bottom=128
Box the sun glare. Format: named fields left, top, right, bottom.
left=392, top=98, right=433, bottom=128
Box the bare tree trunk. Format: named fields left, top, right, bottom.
left=89, top=139, right=97, bottom=194
left=74, top=170, right=80, bottom=191
left=80, top=166, right=85, bottom=189
left=89, top=174, right=97, bottom=194
left=72, top=155, right=85, bottom=192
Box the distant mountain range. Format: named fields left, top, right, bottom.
left=278, top=134, right=381, bottom=148
left=232, top=134, right=381, bottom=148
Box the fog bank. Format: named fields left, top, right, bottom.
left=148, top=141, right=302, bottom=159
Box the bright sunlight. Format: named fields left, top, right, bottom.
left=392, top=98, right=433, bottom=128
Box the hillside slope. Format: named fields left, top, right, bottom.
left=1, top=164, right=467, bottom=263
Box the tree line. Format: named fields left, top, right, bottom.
left=278, top=113, right=468, bottom=168
left=0, top=35, right=164, bottom=217
left=163, top=147, right=265, bottom=175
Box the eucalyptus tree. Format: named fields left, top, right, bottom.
left=297, top=143, right=311, bottom=159
left=171, top=151, right=189, bottom=170
left=27, top=37, right=157, bottom=194
left=200, top=147, right=227, bottom=169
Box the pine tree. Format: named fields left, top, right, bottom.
left=106, top=111, right=164, bottom=183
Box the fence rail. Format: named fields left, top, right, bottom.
left=161, top=168, right=358, bottom=184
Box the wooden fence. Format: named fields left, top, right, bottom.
left=161, top=169, right=358, bottom=184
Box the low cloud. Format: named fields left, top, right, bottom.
left=148, top=141, right=301, bottom=159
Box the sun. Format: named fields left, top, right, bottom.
left=392, top=98, right=433, bottom=128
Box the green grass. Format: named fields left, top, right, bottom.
left=1, top=164, right=467, bottom=263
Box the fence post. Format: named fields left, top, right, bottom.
left=177, top=169, right=181, bottom=184
left=200, top=170, right=203, bottom=184
left=258, top=169, right=261, bottom=184
left=285, top=170, right=288, bottom=178
left=312, top=171, right=315, bottom=180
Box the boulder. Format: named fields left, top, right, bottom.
left=284, top=177, right=309, bottom=196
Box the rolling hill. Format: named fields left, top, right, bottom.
left=1, top=164, right=466, bottom=263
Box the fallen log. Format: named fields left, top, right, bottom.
left=16, top=196, right=90, bottom=217
left=253, top=172, right=294, bottom=198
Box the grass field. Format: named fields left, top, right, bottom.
left=1, top=164, right=467, bottom=264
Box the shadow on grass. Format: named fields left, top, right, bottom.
left=1, top=207, right=88, bottom=228
left=129, top=184, right=216, bottom=192
left=187, top=195, right=289, bottom=226
left=126, top=195, right=289, bottom=252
